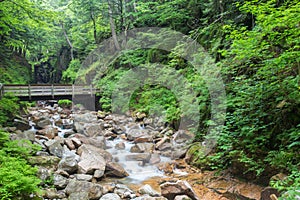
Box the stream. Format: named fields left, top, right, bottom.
left=8, top=102, right=272, bottom=200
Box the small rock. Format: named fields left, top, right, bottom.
left=65, top=138, right=76, bottom=150
left=174, top=195, right=192, bottom=200
left=115, top=141, right=126, bottom=150
left=149, top=153, right=161, bottom=165
left=74, top=174, right=93, bottom=181
left=36, top=118, right=52, bottom=129
left=126, top=153, right=151, bottom=163
left=100, top=193, right=121, bottom=200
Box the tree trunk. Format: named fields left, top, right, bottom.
left=107, top=1, right=121, bottom=51
left=61, top=22, right=74, bottom=60
left=90, top=11, right=98, bottom=44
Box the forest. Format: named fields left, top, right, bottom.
left=0, top=0, right=299, bottom=199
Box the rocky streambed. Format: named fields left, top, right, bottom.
left=5, top=102, right=279, bottom=200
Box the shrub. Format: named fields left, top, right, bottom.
left=0, top=94, right=19, bottom=126
left=58, top=99, right=72, bottom=109
left=0, top=131, right=41, bottom=199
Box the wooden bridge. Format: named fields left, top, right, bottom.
left=0, top=84, right=99, bottom=101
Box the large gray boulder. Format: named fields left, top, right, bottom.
left=77, top=145, right=107, bottom=175
left=44, top=140, right=64, bottom=158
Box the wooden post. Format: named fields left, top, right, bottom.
left=72, top=84, right=75, bottom=98
left=28, top=84, right=31, bottom=101
left=90, top=84, right=93, bottom=97
left=51, top=84, right=54, bottom=99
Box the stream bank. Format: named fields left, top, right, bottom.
left=4, top=102, right=281, bottom=200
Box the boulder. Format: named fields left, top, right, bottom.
left=58, top=152, right=78, bottom=174
left=68, top=192, right=89, bottom=200
left=36, top=117, right=52, bottom=129
left=53, top=174, right=68, bottom=189
left=105, top=162, right=129, bottom=178
left=77, top=145, right=106, bottom=175
left=160, top=180, right=199, bottom=200
left=126, top=128, right=151, bottom=141
left=37, top=167, right=52, bottom=185
left=139, top=184, right=160, bottom=197
left=74, top=174, right=93, bottom=181
left=38, top=126, right=58, bottom=139
left=65, top=180, right=103, bottom=200
left=13, top=119, right=31, bottom=131
left=115, top=141, right=126, bottom=150
left=73, top=113, right=98, bottom=123
left=149, top=153, right=161, bottom=165
left=28, top=156, right=60, bottom=168
left=130, top=143, right=154, bottom=153
left=114, top=184, right=134, bottom=199
left=44, top=139, right=64, bottom=158
left=77, top=144, right=113, bottom=162
left=15, top=130, right=36, bottom=141
left=100, top=193, right=121, bottom=200
left=126, top=153, right=151, bottom=163
left=85, top=124, right=103, bottom=137
left=65, top=138, right=76, bottom=150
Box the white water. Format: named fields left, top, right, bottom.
left=106, top=138, right=171, bottom=183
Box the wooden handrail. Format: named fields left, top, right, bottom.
left=1, top=84, right=100, bottom=99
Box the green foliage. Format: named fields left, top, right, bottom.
left=62, top=59, right=82, bottom=83
left=0, top=131, right=41, bottom=199
left=58, top=99, right=72, bottom=109
left=0, top=94, right=20, bottom=126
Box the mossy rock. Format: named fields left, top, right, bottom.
left=28, top=156, right=60, bottom=168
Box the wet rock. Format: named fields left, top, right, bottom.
left=171, top=147, right=188, bottom=159
left=155, top=136, right=169, bottom=150
left=174, top=195, right=192, bottom=200
left=130, top=143, right=154, bottom=153
left=100, top=193, right=121, bottom=200
left=74, top=134, right=106, bottom=149
left=114, top=184, right=134, bottom=198
left=126, top=128, right=151, bottom=141
left=260, top=187, right=280, bottom=200
left=115, top=141, right=126, bottom=150
left=74, top=174, right=93, bottom=181
left=71, top=137, right=82, bottom=147
left=36, top=117, right=51, bottom=129
left=65, top=179, right=103, bottom=200
left=53, top=174, right=68, bottom=189
left=139, top=184, right=160, bottom=197
left=157, top=142, right=172, bottom=151
left=160, top=180, right=199, bottom=200
left=13, top=119, right=31, bottom=131
left=126, top=153, right=151, bottom=163
left=44, top=139, right=64, bottom=157
left=77, top=145, right=106, bottom=175
left=58, top=152, right=78, bottom=174
left=105, top=162, right=129, bottom=178
left=68, top=192, right=89, bottom=200
left=149, top=153, right=161, bottom=165
left=38, top=126, right=58, bottom=139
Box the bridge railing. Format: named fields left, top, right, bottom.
left=0, top=83, right=3, bottom=99
left=3, top=84, right=98, bottom=99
